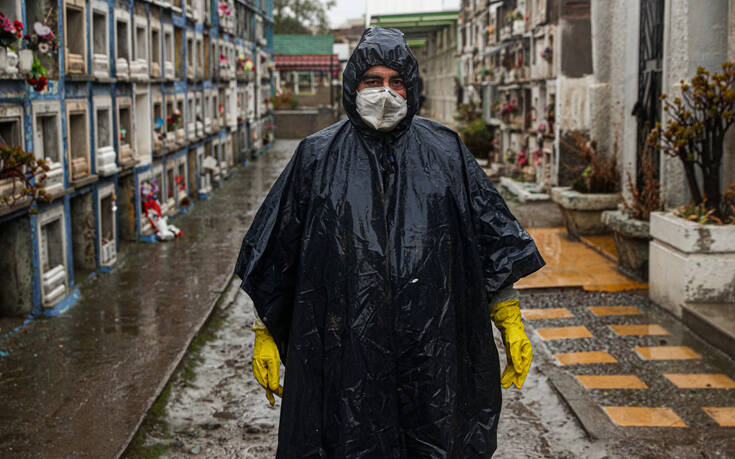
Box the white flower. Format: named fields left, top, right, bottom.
left=34, top=22, right=51, bottom=36
left=38, top=42, right=49, bottom=54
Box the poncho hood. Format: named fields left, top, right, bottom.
left=342, top=27, right=420, bottom=135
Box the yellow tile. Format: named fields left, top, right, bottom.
left=537, top=326, right=594, bottom=340
left=580, top=234, right=619, bottom=261
left=634, top=346, right=702, bottom=361
left=603, top=406, right=687, bottom=427
left=577, top=375, right=648, bottom=389
left=521, top=308, right=573, bottom=320
left=702, top=407, right=735, bottom=426
left=588, top=306, right=642, bottom=316
left=516, top=228, right=644, bottom=292
left=554, top=351, right=618, bottom=365
left=663, top=374, right=735, bottom=389
left=610, top=324, right=670, bottom=336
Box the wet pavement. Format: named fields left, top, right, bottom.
left=4, top=138, right=735, bottom=458
left=129, top=273, right=611, bottom=459
left=516, top=228, right=648, bottom=292
left=0, top=139, right=299, bottom=458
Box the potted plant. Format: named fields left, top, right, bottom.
left=551, top=132, right=620, bottom=236
left=646, top=63, right=735, bottom=319
left=602, top=149, right=662, bottom=280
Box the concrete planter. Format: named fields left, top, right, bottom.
left=551, top=187, right=620, bottom=236
left=649, top=211, right=735, bottom=317
left=602, top=210, right=650, bottom=281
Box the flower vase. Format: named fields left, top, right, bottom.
left=19, top=50, right=33, bottom=74
left=0, top=47, right=7, bottom=74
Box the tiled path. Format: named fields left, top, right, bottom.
left=516, top=228, right=647, bottom=291
left=521, top=300, right=735, bottom=430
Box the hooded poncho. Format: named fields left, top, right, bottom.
left=235, top=27, right=545, bottom=458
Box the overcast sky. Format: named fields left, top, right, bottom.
left=327, top=0, right=460, bottom=28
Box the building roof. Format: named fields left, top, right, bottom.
left=274, top=34, right=335, bottom=56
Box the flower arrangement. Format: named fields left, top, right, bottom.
left=486, top=25, right=495, bottom=35
left=23, top=22, right=57, bottom=55
left=532, top=148, right=543, bottom=166
left=515, top=55, right=524, bottom=68
left=507, top=9, right=524, bottom=23
left=540, top=46, right=553, bottom=63
left=166, top=109, right=181, bottom=131
left=1, top=143, right=51, bottom=211
left=536, top=122, right=547, bottom=134
left=515, top=150, right=528, bottom=168
left=499, top=99, right=518, bottom=117
left=219, top=53, right=230, bottom=69
left=26, top=58, right=48, bottom=92
left=237, top=55, right=254, bottom=72
left=218, top=2, right=232, bottom=17
left=0, top=13, right=23, bottom=48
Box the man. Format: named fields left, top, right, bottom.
left=235, top=28, right=544, bottom=458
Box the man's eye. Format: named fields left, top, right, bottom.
left=391, top=80, right=405, bottom=89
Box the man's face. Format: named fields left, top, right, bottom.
left=357, top=66, right=407, bottom=99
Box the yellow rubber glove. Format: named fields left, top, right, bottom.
left=490, top=299, right=532, bottom=389
left=252, top=327, right=284, bottom=406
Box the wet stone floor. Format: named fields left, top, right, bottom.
left=3, top=139, right=735, bottom=458
left=130, top=140, right=734, bottom=458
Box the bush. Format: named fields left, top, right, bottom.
left=460, top=119, right=494, bottom=159
left=622, top=149, right=662, bottom=220
left=561, top=132, right=619, bottom=194
left=271, top=89, right=298, bottom=110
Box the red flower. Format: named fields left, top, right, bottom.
left=27, top=77, right=38, bottom=85
left=166, top=117, right=174, bottom=124
left=39, top=76, right=48, bottom=84
left=13, top=20, right=23, bottom=30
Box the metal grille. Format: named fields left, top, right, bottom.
left=634, top=0, right=665, bottom=170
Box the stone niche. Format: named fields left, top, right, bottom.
left=186, top=30, right=195, bottom=80
left=187, top=92, right=196, bottom=141
left=31, top=100, right=65, bottom=197
left=70, top=190, right=97, bottom=278
left=36, top=205, right=69, bottom=307
left=97, top=183, right=117, bottom=266
left=0, top=216, right=33, bottom=316
left=199, top=143, right=212, bottom=194
left=196, top=35, right=204, bottom=79
left=0, top=104, right=28, bottom=210
left=116, top=171, right=136, bottom=241
left=90, top=0, right=110, bottom=78
left=165, top=158, right=175, bottom=212
left=114, top=8, right=132, bottom=80
left=150, top=18, right=162, bottom=79
left=134, top=88, right=151, bottom=163
left=65, top=99, right=91, bottom=182
left=175, top=154, right=188, bottom=204
left=195, top=91, right=204, bottom=138
left=116, top=96, right=135, bottom=166
left=130, top=15, right=149, bottom=80
left=64, top=0, right=87, bottom=74
left=152, top=90, right=164, bottom=152
left=94, top=95, right=119, bottom=176
left=175, top=93, right=186, bottom=144
left=163, top=24, right=175, bottom=81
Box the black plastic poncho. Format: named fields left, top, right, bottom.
left=235, top=27, right=545, bottom=458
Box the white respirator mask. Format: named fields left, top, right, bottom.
left=355, top=86, right=408, bottom=132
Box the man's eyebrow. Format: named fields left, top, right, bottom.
left=360, top=73, right=384, bottom=80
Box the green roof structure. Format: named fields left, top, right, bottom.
left=274, top=34, right=335, bottom=56
left=370, top=11, right=459, bottom=48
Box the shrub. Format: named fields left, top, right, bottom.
left=460, top=118, right=493, bottom=159
left=647, top=63, right=735, bottom=221
left=622, top=149, right=662, bottom=220
left=561, top=132, right=619, bottom=194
